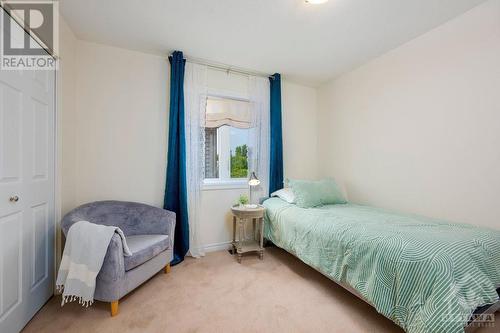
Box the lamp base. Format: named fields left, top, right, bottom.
left=244, top=204, right=258, bottom=209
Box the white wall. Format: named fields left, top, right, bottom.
left=318, top=0, right=500, bottom=229
left=58, top=18, right=77, bottom=216
left=55, top=16, right=78, bottom=273
left=70, top=42, right=169, bottom=207
left=282, top=81, right=319, bottom=179
left=61, top=40, right=318, bottom=250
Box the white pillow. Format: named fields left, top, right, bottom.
left=271, top=188, right=296, bottom=204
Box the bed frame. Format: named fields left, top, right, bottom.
left=336, top=270, right=499, bottom=332
left=259, top=196, right=499, bottom=331
left=265, top=240, right=499, bottom=332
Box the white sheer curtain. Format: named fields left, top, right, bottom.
left=183, top=62, right=207, bottom=258
left=183, top=68, right=269, bottom=256
left=248, top=75, right=270, bottom=200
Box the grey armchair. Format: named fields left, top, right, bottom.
left=61, top=200, right=175, bottom=316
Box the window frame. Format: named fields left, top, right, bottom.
left=202, top=89, right=251, bottom=191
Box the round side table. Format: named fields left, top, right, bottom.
left=231, top=205, right=266, bottom=263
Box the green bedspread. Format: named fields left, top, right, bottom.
left=263, top=198, right=500, bottom=333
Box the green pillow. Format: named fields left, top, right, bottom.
left=288, top=178, right=347, bottom=208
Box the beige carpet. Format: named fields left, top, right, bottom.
left=23, top=247, right=497, bottom=333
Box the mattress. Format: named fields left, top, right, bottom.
left=263, top=197, right=500, bottom=333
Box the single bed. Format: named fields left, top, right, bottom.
left=262, top=197, right=500, bottom=333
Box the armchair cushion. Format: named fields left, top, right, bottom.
left=124, top=235, right=169, bottom=271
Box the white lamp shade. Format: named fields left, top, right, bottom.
left=248, top=172, right=260, bottom=186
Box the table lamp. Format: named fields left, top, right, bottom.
left=248, top=172, right=260, bottom=204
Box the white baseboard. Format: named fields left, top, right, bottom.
left=203, top=241, right=232, bottom=253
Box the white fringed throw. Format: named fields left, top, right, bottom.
left=56, top=221, right=132, bottom=307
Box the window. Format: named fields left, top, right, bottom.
left=204, top=96, right=251, bottom=187
left=204, top=128, right=218, bottom=179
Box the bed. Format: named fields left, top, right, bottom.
left=262, top=197, right=500, bottom=333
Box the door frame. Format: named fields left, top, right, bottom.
left=0, top=1, right=60, bottom=296
left=54, top=59, right=61, bottom=293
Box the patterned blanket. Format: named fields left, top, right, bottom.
left=263, top=198, right=500, bottom=333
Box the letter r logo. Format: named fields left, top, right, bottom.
left=1, top=1, right=55, bottom=56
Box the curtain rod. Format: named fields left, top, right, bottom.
left=183, top=55, right=273, bottom=79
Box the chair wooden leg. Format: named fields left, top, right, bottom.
left=164, top=263, right=171, bottom=274
left=110, top=301, right=119, bottom=317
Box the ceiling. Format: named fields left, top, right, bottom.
left=60, top=0, right=486, bottom=86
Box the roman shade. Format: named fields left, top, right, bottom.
left=205, top=97, right=252, bottom=129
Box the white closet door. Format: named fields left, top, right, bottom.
left=0, top=27, right=56, bottom=333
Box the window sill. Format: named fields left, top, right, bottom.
left=202, top=179, right=248, bottom=191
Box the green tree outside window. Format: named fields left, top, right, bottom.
left=230, top=144, right=248, bottom=178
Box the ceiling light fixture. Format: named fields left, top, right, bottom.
left=305, top=0, right=329, bottom=4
